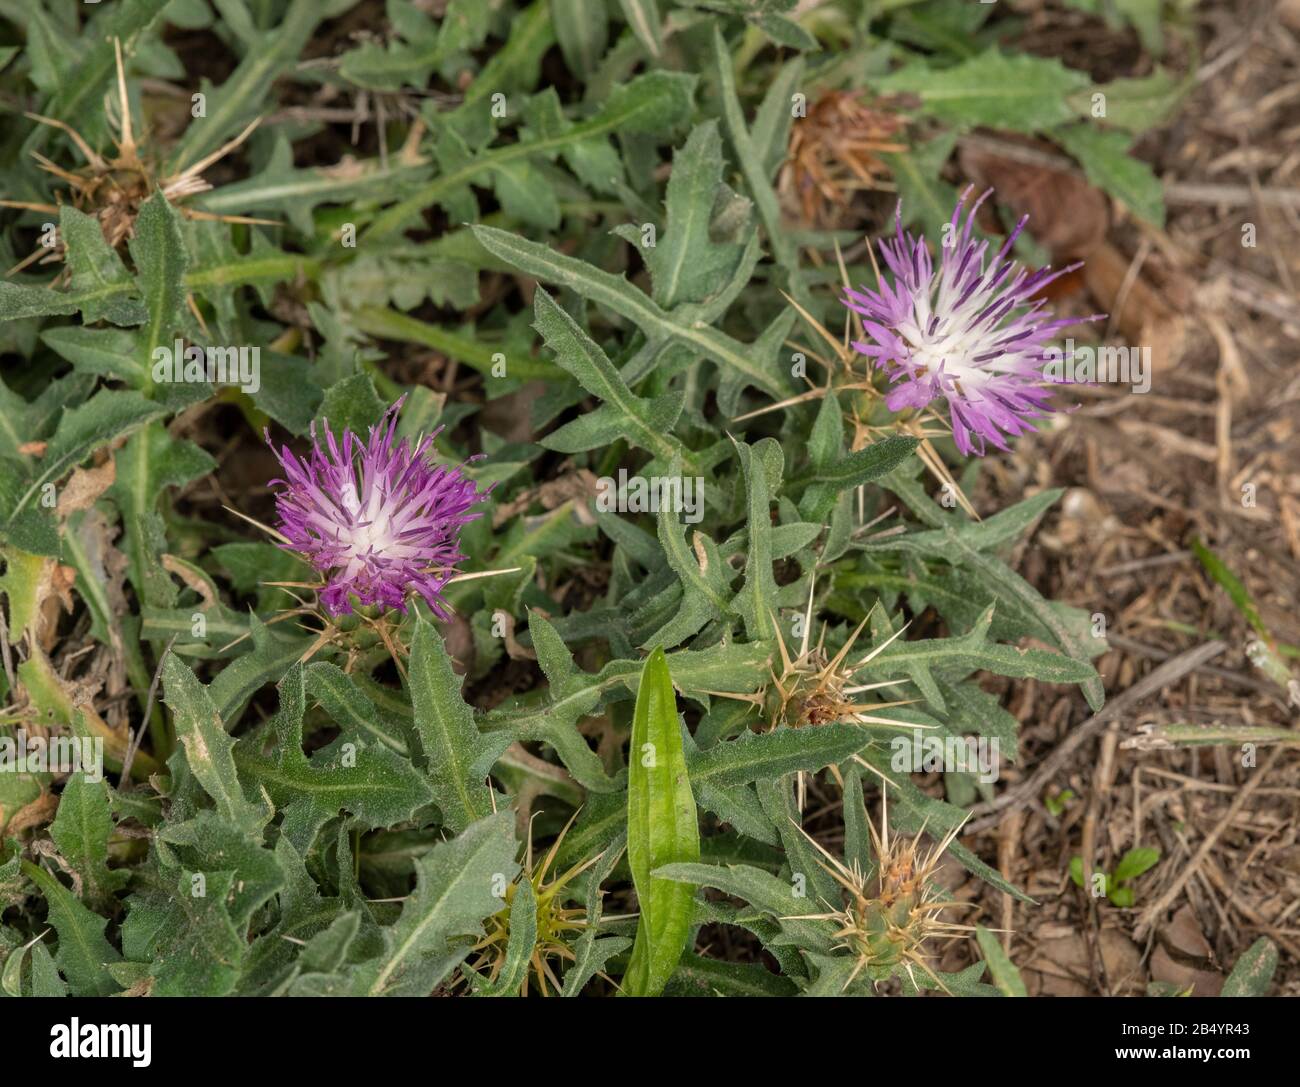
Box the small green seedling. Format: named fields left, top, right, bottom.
left=1070, top=846, right=1161, bottom=906
left=1044, top=788, right=1075, bottom=817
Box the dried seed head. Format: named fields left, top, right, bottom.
left=5, top=39, right=271, bottom=278
left=789, top=788, right=977, bottom=993
left=760, top=576, right=917, bottom=732
left=779, top=90, right=908, bottom=228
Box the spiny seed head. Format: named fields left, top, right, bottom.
left=465, top=815, right=609, bottom=997
left=789, top=787, right=977, bottom=992
left=839, top=835, right=950, bottom=980
left=765, top=644, right=852, bottom=730
left=474, top=880, right=587, bottom=997
left=5, top=39, right=270, bottom=278
left=754, top=584, right=918, bottom=733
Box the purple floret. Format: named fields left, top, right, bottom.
left=266, top=396, right=488, bottom=618
left=842, top=186, right=1105, bottom=455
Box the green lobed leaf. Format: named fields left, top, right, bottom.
left=234, top=664, right=434, bottom=852
left=20, top=861, right=121, bottom=996
left=407, top=617, right=509, bottom=832
left=48, top=773, right=129, bottom=904
left=162, top=654, right=269, bottom=836
left=878, top=49, right=1090, bottom=132
left=1054, top=123, right=1165, bottom=227
left=347, top=810, right=519, bottom=996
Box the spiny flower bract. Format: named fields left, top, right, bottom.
left=463, top=814, right=609, bottom=996
left=789, top=784, right=978, bottom=993
left=842, top=186, right=1104, bottom=456
left=266, top=396, right=488, bottom=618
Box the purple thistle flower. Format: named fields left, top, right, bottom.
left=266, top=396, right=489, bottom=619
left=842, top=186, right=1105, bottom=456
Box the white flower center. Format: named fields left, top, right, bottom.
left=335, top=479, right=400, bottom=563
left=895, top=274, right=1027, bottom=390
